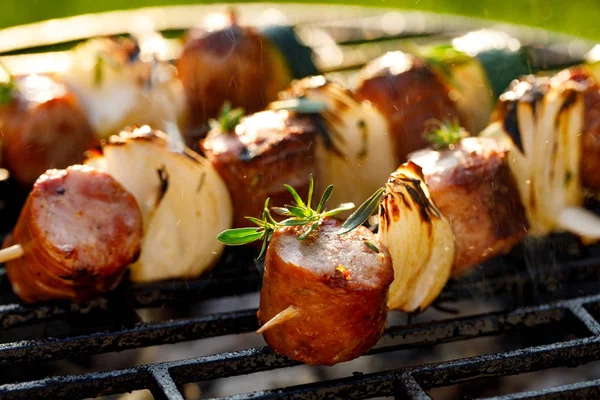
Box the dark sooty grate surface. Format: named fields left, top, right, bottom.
left=0, top=5, right=599, bottom=400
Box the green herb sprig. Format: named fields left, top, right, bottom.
left=423, top=119, right=468, bottom=150
left=93, top=50, right=122, bottom=86
left=0, top=60, right=15, bottom=106
left=217, top=174, right=355, bottom=259
left=209, top=101, right=245, bottom=133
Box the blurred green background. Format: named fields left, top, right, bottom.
left=1, top=0, right=600, bottom=41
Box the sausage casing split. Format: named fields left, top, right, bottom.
left=3, top=165, right=143, bottom=303
left=258, top=217, right=393, bottom=366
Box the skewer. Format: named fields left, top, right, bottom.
left=0, top=244, right=23, bottom=264
left=256, top=305, right=299, bottom=334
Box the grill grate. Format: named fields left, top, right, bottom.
left=0, top=5, right=599, bottom=400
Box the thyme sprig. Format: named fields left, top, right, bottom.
left=209, top=101, right=245, bottom=133
left=217, top=174, right=355, bottom=259
left=423, top=119, right=468, bottom=150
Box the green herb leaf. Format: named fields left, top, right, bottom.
left=317, top=184, right=334, bottom=213
left=338, top=187, right=386, bottom=235
left=285, top=205, right=312, bottom=219
left=245, top=216, right=266, bottom=227
left=0, top=60, right=15, bottom=105
left=271, top=207, right=292, bottom=216
left=217, top=227, right=264, bottom=246
left=323, top=202, right=355, bottom=217
left=280, top=218, right=311, bottom=226
left=306, top=173, right=314, bottom=209
left=269, top=98, right=328, bottom=114
left=423, top=119, right=468, bottom=150
left=364, top=241, right=380, bottom=253
left=209, top=101, right=245, bottom=133
left=284, top=184, right=305, bottom=208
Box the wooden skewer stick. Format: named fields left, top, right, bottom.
left=256, top=305, right=299, bottom=334
left=0, top=244, right=23, bottom=264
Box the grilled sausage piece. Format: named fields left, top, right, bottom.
left=0, top=74, right=96, bottom=187
left=177, top=23, right=291, bottom=140
left=3, top=165, right=143, bottom=303
left=258, top=217, right=393, bottom=366
left=354, top=51, right=464, bottom=163
left=202, top=110, right=316, bottom=228
left=409, top=137, right=528, bottom=275
left=492, top=69, right=600, bottom=192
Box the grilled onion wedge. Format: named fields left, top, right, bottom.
left=63, top=36, right=186, bottom=140
left=379, top=162, right=455, bottom=312
left=279, top=76, right=399, bottom=217
left=85, top=126, right=233, bottom=282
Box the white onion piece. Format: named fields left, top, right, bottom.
left=63, top=38, right=186, bottom=139
left=379, top=162, right=455, bottom=312
left=556, top=207, right=600, bottom=241
left=446, top=57, right=494, bottom=135
left=481, top=79, right=600, bottom=242
left=293, top=77, right=399, bottom=217
left=85, top=126, right=233, bottom=282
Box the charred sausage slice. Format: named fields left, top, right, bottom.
left=409, top=137, right=528, bottom=275
left=202, top=110, right=316, bottom=228
left=3, top=165, right=143, bottom=303
left=355, top=51, right=464, bottom=163
left=258, top=217, right=393, bottom=366
left=0, top=74, right=96, bottom=187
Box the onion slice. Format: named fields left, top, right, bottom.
left=85, top=126, right=233, bottom=282
left=481, top=76, right=600, bottom=242
left=379, top=162, right=455, bottom=312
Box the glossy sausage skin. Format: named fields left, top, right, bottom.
left=177, top=23, right=291, bottom=141
left=0, top=74, right=96, bottom=187
left=258, top=217, right=393, bottom=366
left=202, top=110, right=316, bottom=228
left=409, top=137, right=528, bottom=275
left=3, top=165, right=143, bottom=303
left=355, top=51, right=464, bottom=163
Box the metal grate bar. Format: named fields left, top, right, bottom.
left=209, top=337, right=600, bottom=400
left=2, top=294, right=600, bottom=399
left=0, top=309, right=257, bottom=366
left=149, top=367, right=185, bottom=400
left=393, top=375, right=432, bottom=400
left=566, top=305, right=600, bottom=335
left=481, top=378, right=600, bottom=399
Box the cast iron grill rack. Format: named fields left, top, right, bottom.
left=0, top=4, right=599, bottom=399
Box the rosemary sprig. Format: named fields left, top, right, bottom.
left=217, top=174, right=355, bottom=259
left=423, top=119, right=468, bottom=150
left=209, top=101, right=245, bottom=133
left=0, top=60, right=15, bottom=106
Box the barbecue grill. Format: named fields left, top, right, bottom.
left=1, top=4, right=600, bottom=399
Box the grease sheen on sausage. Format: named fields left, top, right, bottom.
left=3, top=165, right=143, bottom=303
left=258, top=217, right=393, bottom=366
